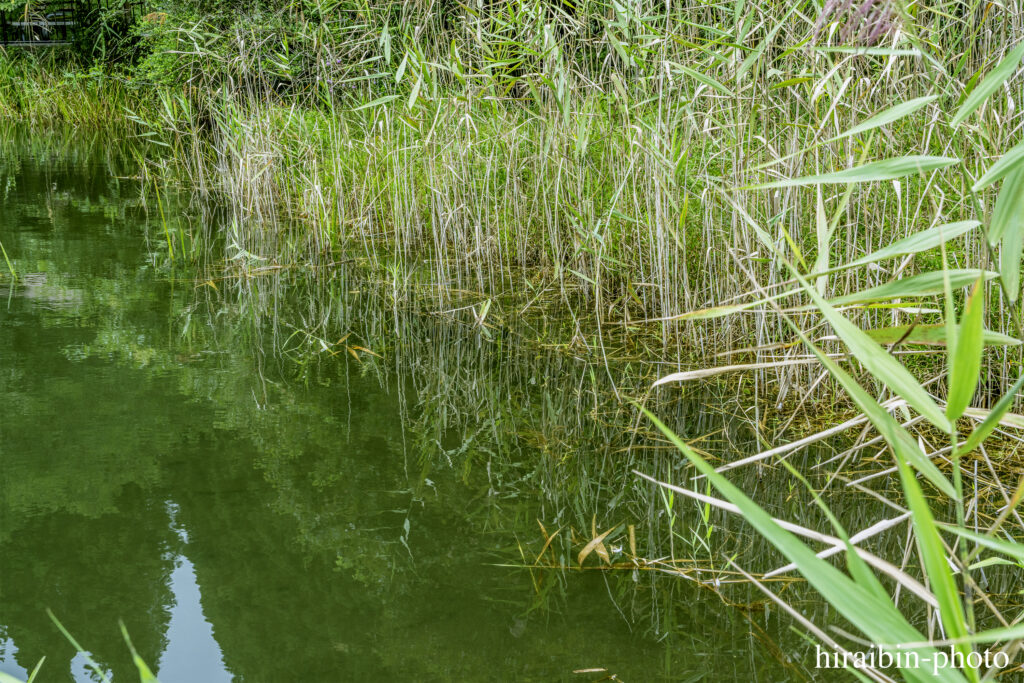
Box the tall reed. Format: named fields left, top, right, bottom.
left=8, top=0, right=1017, bottom=401
left=641, top=30, right=1024, bottom=676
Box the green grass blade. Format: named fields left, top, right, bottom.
left=637, top=408, right=965, bottom=683
left=786, top=266, right=954, bottom=454
left=827, top=95, right=938, bottom=143
left=795, top=272, right=953, bottom=432
left=46, top=610, right=111, bottom=683
left=677, top=264, right=989, bottom=324
left=777, top=460, right=890, bottom=604
left=865, top=324, right=1019, bottom=347
left=803, top=341, right=957, bottom=497
left=828, top=270, right=995, bottom=307
left=943, top=526, right=1024, bottom=563
left=736, top=6, right=798, bottom=83
left=0, top=237, right=15, bottom=280
left=946, top=278, right=986, bottom=420
left=950, top=623, right=1024, bottom=645
left=992, top=169, right=1024, bottom=300
left=956, top=373, right=1024, bottom=456
left=26, top=658, right=44, bottom=683
left=352, top=94, right=401, bottom=112
left=749, top=156, right=959, bottom=189
left=120, top=622, right=160, bottom=682
left=951, top=42, right=1024, bottom=127
left=972, top=138, right=1024, bottom=192
left=893, top=454, right=976, bottom=681
left=847, top=221, right=979, bottom=267
left=813, top=188, right=830, bottom=294
left=673, top=63, right=733, bottom=96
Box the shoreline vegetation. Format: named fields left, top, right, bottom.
left=1, top=0, right=1022, bottom=406
left=5, top=0, right=1024, bottom=679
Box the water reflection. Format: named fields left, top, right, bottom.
left=0, top=133, right=816, bottom=681
left=158, top=503, right=230, bottom=683
left=158, top=556, right=231, bottom=683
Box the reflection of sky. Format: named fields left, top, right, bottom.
left=0, top=638, right=30, bottom=680
left=0, top=639, right=117, bottom=681
left=156, top=501, right=232, bottom=683
left=71, top=652, right=105, bottom=681
left=157, top=556, right=232, bottom=683
left=0, top=550, right=231, bottom=683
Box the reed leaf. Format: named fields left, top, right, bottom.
left=864, top=324, right=1018, bottom=347
left=946, top=278, right=986, bottom=420
left=638, top=408, right=965, bottom=683
left=828, top=96, right=939, bottom=143
left=892, top=453, right=975, bottom=681
left=992, top=168, right=1024, bottom=299
left=847, top=221, right=980, bottom=267
left=972, top=138, right=1024, bottom=191
left=795, top=275, right=951, bottom=431
left=750, top=156, right=960, bottom=189
left=956, top=373, right=1024, bottom=456
left=951, top=41, right=1024, bottom=127
left=672, top=63, right=733, bottom=96
left=828, top=270, right=995, bottom=308
left=795, top=336, right=957, bottom=497
left=943, top=526, right=1024, bottom=564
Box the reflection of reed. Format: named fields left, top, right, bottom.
left=191, top=264, right=1024, bottom=649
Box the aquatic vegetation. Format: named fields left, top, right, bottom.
left=642, top=50, right=1024, bottom=678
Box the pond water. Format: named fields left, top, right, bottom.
left=0, top=136, right=823, bottom=681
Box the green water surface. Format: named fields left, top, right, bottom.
left=0, top=136, right=815, bottom=681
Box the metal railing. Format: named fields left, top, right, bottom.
left=0, top=1, right=144, bottom=47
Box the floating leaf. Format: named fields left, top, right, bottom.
left=577, top=524, right=616, bottom=566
